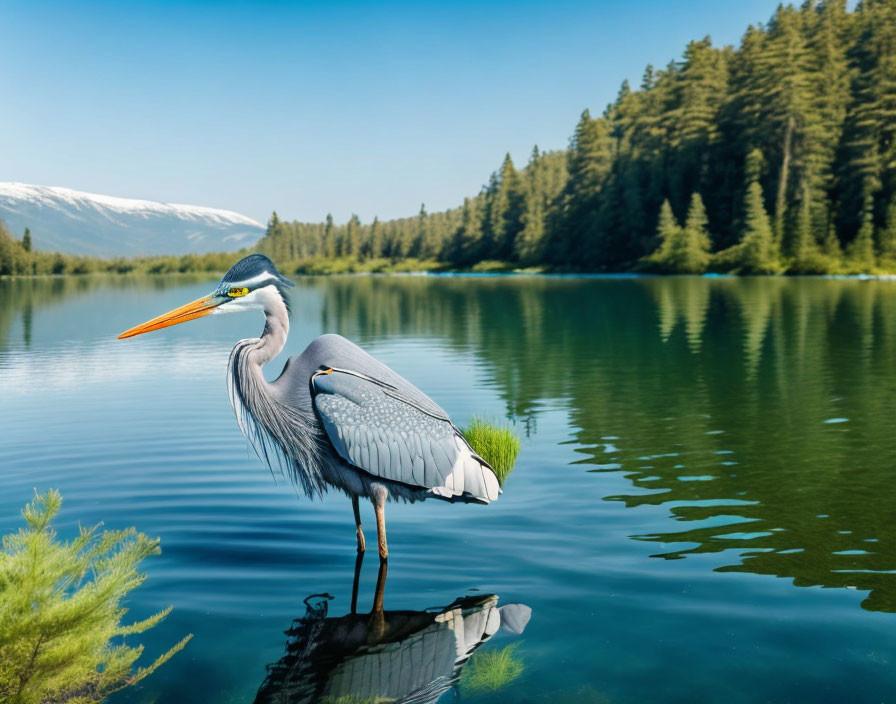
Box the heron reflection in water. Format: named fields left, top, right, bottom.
left=119, top=254, right=501, bottom=560
left=254, top=558, right=531, bottom=704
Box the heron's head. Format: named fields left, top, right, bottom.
left=118, top=254, right=294, bottom=339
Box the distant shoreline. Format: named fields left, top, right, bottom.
left=3, top=269, right=896, bottom=281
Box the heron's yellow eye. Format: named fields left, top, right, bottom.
left=228, top=287, right=249, bottom=297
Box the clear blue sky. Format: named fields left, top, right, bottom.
left=1, top=1, right=788, bottom=224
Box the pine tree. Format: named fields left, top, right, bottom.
left=345, top=214, right=361, bottom=258
left=411, top=203, right=428, bottom=259
left=879, top=195, right=896, bottom=261
left=558, top=111, right=614, bottom=265
left=484, top=154, right=524, bottom=261
left=644, top=195, right=711, bottom=273
left=323, top=213, right=335, bottom=258
left=739, top=179, right=780, bottom=274
left=515, top=146, right=568, bottom=266
left=848, top=195, right=876, bottom=271
left=644, top=199, right=682, bottom=271
left=0, top=222, right=24, bottom=276
left=567, top=111, right=614, bottom=203
left=834, top=1, right=895, bottom=243
left=22, top=227, right=31, bottom=253
left=666, top=38, right=729, bottom=211
left=446, top=197, right=485, bottom=266
left=641, top=63, right=656, bottom=91
left=515, top=147, right=545, bottom=265
left=368, top=216, right=383, bottom=259
left=790, top=180, right=821, bottom=273
left=262, top=212, right=284, bottom=261
left=728, top=7, right=827, bottom=250
left=823, top=223, right=844, bottom=261
left=680, top=192, right=712, bottom=272
left=809, top=0, right=851, bottom=235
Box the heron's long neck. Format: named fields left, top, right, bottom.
left=249, top=293, right=289, bottom=367
left=226, top=289, right=326, bottom=498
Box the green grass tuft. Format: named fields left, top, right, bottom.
left=460, top=642, right=526, bottom=694
left=461, top=417, right=521, bottom=486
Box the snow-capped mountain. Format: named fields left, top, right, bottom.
left=0, top=182, right=265, bottom=257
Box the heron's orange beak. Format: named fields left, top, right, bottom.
left=118, top=294, right=224, bottom=339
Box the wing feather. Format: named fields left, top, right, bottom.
left=312, top=368, right=499, bottom=503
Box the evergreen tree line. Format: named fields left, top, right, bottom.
left=3, top=0, right=896, bottom=277
left=259, top=0, right=896, bottom=275
left=0, top=219, right=242, bottom=277
left=257, top=147, right=568, bottom=271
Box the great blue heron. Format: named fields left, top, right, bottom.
left=119, top=254, right=500, bottom=561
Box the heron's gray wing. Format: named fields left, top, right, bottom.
left=311, top=368, right=500, bottom=503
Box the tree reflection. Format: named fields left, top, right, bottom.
left=310, top=274, right=896, bottom=613
left=0, top=275, right=213, bottom=351
left=6, top=274, right=896, bottom=613
left=571, top=277, right=896, bottom=613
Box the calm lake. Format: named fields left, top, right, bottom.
left=2, top=274, right=896, bottom=703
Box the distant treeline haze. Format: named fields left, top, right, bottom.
left=0, top=220, right=241, bottom=276
left=3, top=0, right=896, bottom=276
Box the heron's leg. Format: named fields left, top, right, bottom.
left=350, top=549, right=364, bottom=614
left=352, top=496, right=366, bottom=553
left=372, top=485, right=388, bottom=562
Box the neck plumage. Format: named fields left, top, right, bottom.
left=226, top=290, right=327, bottom=498
left=249, top=293, right=289, bottom=367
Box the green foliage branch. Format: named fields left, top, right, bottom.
left=0, top=490, right=191, bottom=704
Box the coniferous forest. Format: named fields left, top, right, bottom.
left=3, top=0, right=896, bottom=276
left=258, top=0, right=896, bottom=275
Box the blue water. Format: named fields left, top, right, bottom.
left=2, top=275, right=896, bottom=703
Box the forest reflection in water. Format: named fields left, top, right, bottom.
left=0, top=274, right=212, bottom=351
left=309, top=274, right=896, bottom=613
left=2, top=273, right=896, bottom=616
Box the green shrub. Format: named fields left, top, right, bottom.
left=384, top=257, right=442, bottom=273
left=460, top=643, right=525, bottom=695
left=0, top=489, right=191, bottom=704
left=462, top=417, right=521, bottom=485
left=293, top=256, right=359, bottom=275
left=470, top=260, right=514, bottom=273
